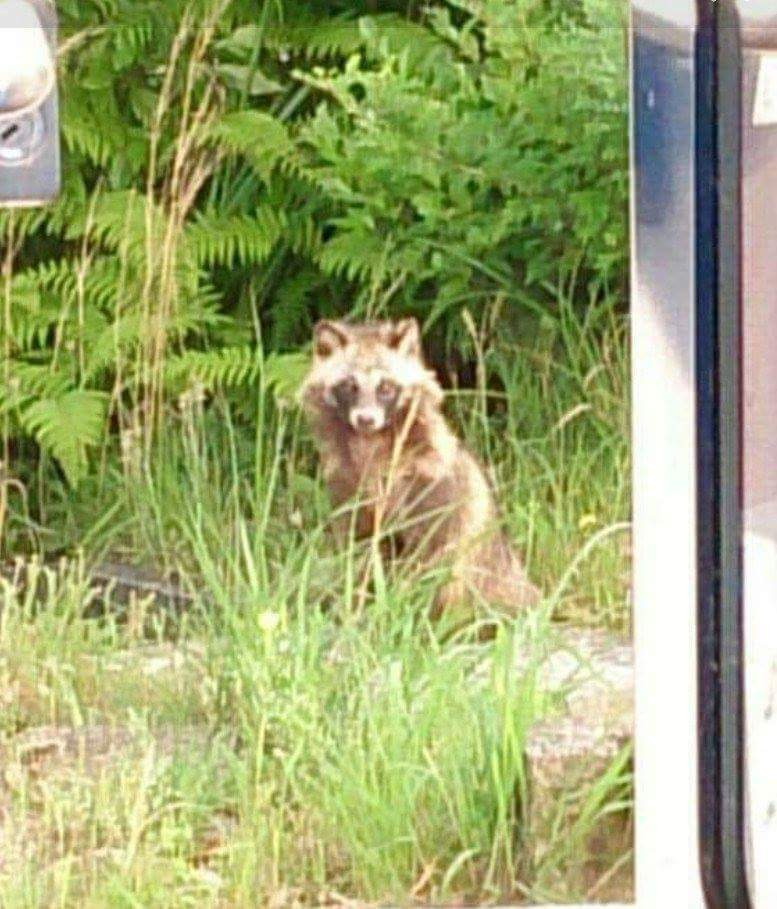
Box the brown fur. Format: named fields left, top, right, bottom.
left=299, top=318, right=540, bottom=616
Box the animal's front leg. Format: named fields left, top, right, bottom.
left=325, top=464, right=374, bottom=544
left=387, top=472, right=458, bottom=565
left=430, top=576, right=468, bottom=621
left=330, top=501, right=376, bottom=545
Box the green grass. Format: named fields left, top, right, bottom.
left=1, top=295, right=631, bottom=906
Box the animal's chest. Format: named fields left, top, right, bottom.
left=326, top=435, right=425, bottom=506
left=322, top=435, right=389, bottom=500
left=343, top=435, right=388, bottom=481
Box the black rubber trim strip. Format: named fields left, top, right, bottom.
left=695, top=1, right=751, bottom=907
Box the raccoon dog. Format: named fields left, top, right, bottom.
left=299, top=317, right=540, bottom=616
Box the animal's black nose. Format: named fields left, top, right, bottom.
left=356, top=413, right=376, bottom=431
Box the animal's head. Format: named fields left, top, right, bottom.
left=299, top=318, right=443, bottom=435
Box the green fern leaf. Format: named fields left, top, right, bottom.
left=184, top=207, right=285, bottom=268
left=164, top=346, right=261, bottom=393
left=317, top=214, right=391, bottom=283
left=206, top=111, right=294, bottom=180
left=22, top=389, right=108, bottom=485
left=263, top=351, right=310, bottom=402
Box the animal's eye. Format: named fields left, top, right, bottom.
left=376, top=379, right=399, bottom=402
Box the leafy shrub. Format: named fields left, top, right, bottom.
left=0, top=0, right=627, bottom=489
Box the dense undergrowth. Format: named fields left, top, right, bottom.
left=1, top=0, right=626, bottom=497
left=0, top=1, right=631, bottom=905
left=0, top=288, right=631, bottom=905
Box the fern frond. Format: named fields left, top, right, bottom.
left=81, top=189, right=163, bottom=253
left=110, top=16, right=156, bottom=67
left=81, top=293, right=226, bottom=383
left=361, top=15, right=457, bottom=75
left=268, top=267, right=318, bottom=348
left=316, top=215, right=391, bottom=283
left=263, top=351, right=310, bottom=401
left=80, top=257, right=125, bottom=310
left=224, top=19, right=362, bottom=62
left=4, top=289, right=64, bottom=353
left=284, top=214, right=323, bottom=259
left=22, top=389, right=108, bottom=486
left=36, top=167, right=88, bottom=237
left=79, top=312, right=138, bottom=381
left=164, top=345, right=260, bottom=393
left=163, top=347, right=309, bottom=402
left=184, top=207, right=285, bottom=268
left=0, top=362, right=69, bottom=417
left=0, top=208, right=49, bottom=243
left=6, top=258, right=124, bottom=356
left=14, top=258, right=79, bottom=298
left=205, top=111, right=294, bottom=180
left=269, top=20, right=366, bottom=60
left=61, top=85, right=146, bottom=171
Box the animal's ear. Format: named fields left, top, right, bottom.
left=389, top=317, right=421, bottom=357
left=313, top=320, right=349, bottom=357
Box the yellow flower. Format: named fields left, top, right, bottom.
left=578, top=513, right=597, bottom=531
left=258, top=610, right=280, bottom=633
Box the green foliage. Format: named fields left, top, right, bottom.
left=0, top=287, right=631, bottom=901
left=2, top=0, right=627, bottom=490
left=23, top=390, right=108, bottom=486
left=0, top=6, right=631, bottom=898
